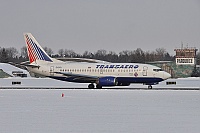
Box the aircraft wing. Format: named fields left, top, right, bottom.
left=54, top=72, right=98, bottom=82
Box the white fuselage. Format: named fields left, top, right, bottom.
left=23, top=33, right=171, bottom=88
left=27, top=60, right=171, bottom=82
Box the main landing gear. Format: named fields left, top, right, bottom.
left=88, top=84, right=102, bottom=89
left=148, top=85, right=152, bottom=89
left=96, top=84, right=102, bottom=89
left=88, top=84, right=95, bottom=89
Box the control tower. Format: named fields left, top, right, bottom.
left=174, top=47, right=198, bottom=66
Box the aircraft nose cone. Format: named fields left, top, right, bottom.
left=164, top=72, right=171, bottom=80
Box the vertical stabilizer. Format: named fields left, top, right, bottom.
left=24, top=33, right=53, bottom=63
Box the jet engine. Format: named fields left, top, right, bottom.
left=98, top=77, right=118, bottom=86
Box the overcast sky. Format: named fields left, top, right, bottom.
left=0, top=0, right=199, bottom=55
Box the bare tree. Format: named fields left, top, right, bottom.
left=155, top=48, right=166, bottom=61
left=0, top=48, right=8, bottom=63
left=134, top=48, right=145, bottom=63
left=94, top=50, right=107, bottom=60
left=196, top=52, right=200, bottom=65
left=83, top=51, right=93, bottom=58
left=64, top=49, right=77, bottom=57
left=106, top=51, right=118, bottom=62
left=21, top=46, right=28, bottom=58
left=58, top=49, right=64, bottom=57
left=119, top=50, right=131, bottom=62
left=6, top=47, right=18, bottom=58
left=43, top=46, right=53, bottom=56
left=0, top=45, right=174, bottom=64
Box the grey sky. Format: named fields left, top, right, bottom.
left=0, top=0, right=199, bottom=55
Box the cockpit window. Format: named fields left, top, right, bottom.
left=153, top=69, right=163, bottom=72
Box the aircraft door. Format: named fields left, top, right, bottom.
left=100, top=69, right=103, bottom=74
left=142, top=66, right=148, bottom=76
left=50, top=66, right=54, bottom=76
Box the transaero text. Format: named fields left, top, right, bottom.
left=96, top=64, right=139, bottom=69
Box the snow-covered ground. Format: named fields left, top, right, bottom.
left=0, top=89, right=200, bottom=133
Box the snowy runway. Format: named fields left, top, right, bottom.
left=0, top=89, right=200, bottom=133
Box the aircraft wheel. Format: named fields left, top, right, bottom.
left=88, top=84, right=94, bottom=89
left=96, top=84, right=102, bottom=89
left=148, top=85, right=152, bottom=89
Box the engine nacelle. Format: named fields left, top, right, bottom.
left=98, top=77, right=118, bottom=86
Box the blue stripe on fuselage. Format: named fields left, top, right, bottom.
left=48, top=76, right=163, bottom=84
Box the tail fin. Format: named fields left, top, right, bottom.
left=24, top=33, right=53, bottom=63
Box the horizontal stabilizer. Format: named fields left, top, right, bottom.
left=25, top=64, right=40, bottom=68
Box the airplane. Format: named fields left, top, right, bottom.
left=23, top=33, right=171, bottom=89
